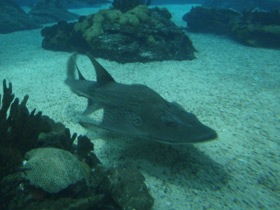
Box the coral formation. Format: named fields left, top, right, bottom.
left=42, top=5, right=196, bottom=63
left=0, top=80, right=50, bottom=180
left=0, top=79, right=154, bottom=209
left=105, top=167, right=154, bottom=210
left=73, top=5, right=153, bottom=41
left=23, top=148, right=89, bottom=193
left=231, top=10, right=280, bottom=48
left=0, top=79, right=94, bottom=208
left=183, top=6, right=280, bottom=49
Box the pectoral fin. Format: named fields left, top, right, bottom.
left=83, top=99, right=101, bottom=115
left=79, top=121, right=101, bottom=129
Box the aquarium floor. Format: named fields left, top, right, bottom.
left=0, top=4, right=279, bottom=210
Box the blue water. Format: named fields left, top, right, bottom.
left=1, top=1, right=280, bottom=210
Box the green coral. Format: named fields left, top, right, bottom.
left=146, top=34, right=156, bottom=45
left=0, top=80, right=51, bottom=178
left=0, top=79, right=94, bottom=208
left=261, top=24, right=280, bottom=35
left=0, top=79, right=154, bottom=210
left=127, top=5, right=150, bottom=23
left=75, top=5, right=154, bottom=42
left=232, top=23, right=280, bottom=48
left=23, top=148, right=89, bottom=194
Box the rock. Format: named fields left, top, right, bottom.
left=14, top=0, right=111, bottom=7
left=203, top=0, right=280, bottom=12
left=233, top=9, right=280, bottom=48
left=112, top=0, right=151, bottom=13
left=93, top=166, right=154, bottom=210
left=107, top=168, right=154, bottom=210
left=183, top=6, right=240, bottom=34
left=23, top=148, right=89, bottom=194
left=0, top=0, right=39, bottom=34
left=152, top=0, right=206, bottom=4
left=41, top=5, right=196, bottom=63
left=29, top=0, right=78, bottom=24
left=183, top=6, right=280, bottom=49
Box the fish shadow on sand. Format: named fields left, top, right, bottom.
left=85, top=129, right=229, bottom=191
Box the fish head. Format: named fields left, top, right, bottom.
left=141, top=102, right=217, bottom=144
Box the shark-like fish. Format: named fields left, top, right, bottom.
left=65, top=53, right=217, bottom=144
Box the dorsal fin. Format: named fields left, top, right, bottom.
left=75, top=63, right=86, bottom=80
left=67, top=53, right=87, bottom=81
left=66, top=53, right=77, bottom=81
left=86, top=53, right=115, bottom=85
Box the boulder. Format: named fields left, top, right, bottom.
left=41, top=6, right=196, bottom=63
left=106, top=167, right=154, bottom=210
left=23, top=148, right=89, bottom=193
left=112, top=0, right=151, bottom=12
left=29, top=0, right=78, bottom=24
left=203, top=0, right=280, bottom=12
left=183, top=6, right=240, bottom=34
left=93, top=166, right=154, bottom=210
left=183, top=6, right=280, bottom=49
left=231, top=10, right=280, bottom=48
left=0, top=0, right=39, bottom=34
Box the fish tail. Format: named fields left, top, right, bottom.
left=66, top=53, right=78, bottom=82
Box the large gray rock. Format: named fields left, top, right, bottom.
left=23, top=147, right=89, bottom=193
left=41, top=6, right=196, bottom=63
left=0, top=0, right=39, bottom=34
left=29, top=0, right=78, bottom=24
left=203, top=0, right=280, bottom=11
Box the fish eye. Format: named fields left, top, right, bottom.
left=132, top=117, right=142, bottom=126
left=127, top=113, right=143, bottom=126
left=160, top=115, right=178, bottom=127
left=166, top=120, right=177, bottom=127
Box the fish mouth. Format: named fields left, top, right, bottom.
left=194, top=129, right=218, bottom=143
left=190, top=124, right=218, bottom=143
left=143, top=126, right=218, bottom=144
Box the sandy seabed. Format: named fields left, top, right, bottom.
left=0, top=4, right=280, bottom=210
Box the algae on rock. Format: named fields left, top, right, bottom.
left=42, top=5, right=196, bottom=62
left=23, top=147, right=89, bottom=193
left=183, top=6, right=280, bottom=49
left=0, top=79, right=154, bottom=210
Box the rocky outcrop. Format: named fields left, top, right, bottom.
left=0, top=78, right=154, bottom=210
left=112, top=0, right=151, bottom=12
left=23, top=148, right=89, bottom=194
left=183, top=6, right=240, bottom=35
left=41, top=5, right=196, bottom=63
left=0, top=0, right=39, bottom=34
left=152, top=0, right=206, bottom=4
left=203, top=0, right=280, bottom=12
left=183, top=6, right=280, bottom=49
left=29, top=0, right=78, bottom=24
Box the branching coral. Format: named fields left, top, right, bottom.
left=0, top=79, right=154, bottom=210
left=0, top=80, right=50, bottom=180
left=0, top=79, right=94, bottom=208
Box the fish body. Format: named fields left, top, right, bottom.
left=65, top=53, right=217, bottom=144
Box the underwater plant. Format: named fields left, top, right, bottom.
left=112, top=0, right=151, bottom=12
left=0, top=79, right=154, bottom=209
left=0, top=79, right=94, bottom=209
